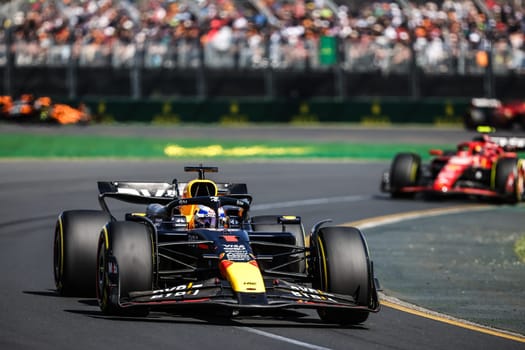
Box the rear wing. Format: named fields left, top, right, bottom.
left=470, top=98, right=501, bottom=108
left=98, top=181, right=249, bottom=199
left=97, top=180, right=250, bottom=213
left=489, top=136, right=525, bottom=152
left=98, top=181, right=178, bottom=205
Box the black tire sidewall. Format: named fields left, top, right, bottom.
left=98, top=221, right=153, bottom=314
left=390, top=153, right=420, bottom=194
left=54, top=210, right=111, bottom=296
left=311, top=226, right=372, bottom=324
left=314, top=226, right=371, bottom=305
left=494, top=158, right=519, bottom=202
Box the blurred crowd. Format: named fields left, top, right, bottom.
left=1, top=0, right=525, bottom=74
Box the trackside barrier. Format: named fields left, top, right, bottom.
left=69, top=98, right=470, bottom=125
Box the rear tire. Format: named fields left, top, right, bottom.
left=494, top=158, right=524, bottom=204
left=520, top=114, right=525, bottom=130
left=250, top=215, right=306, bottom=273
left=390, top=153, right=420, bottom=198
left=53, top=210, right=111, bottom=296
left=311, top=226, right=374, bottom=325
left=97, top=221, right=153, bottom=316
left=464, top=112, right=478, bottom=130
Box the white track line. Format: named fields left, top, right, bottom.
left=235, top=327, right=333, bottom=350
left=251, top=195, right=369, bottom=211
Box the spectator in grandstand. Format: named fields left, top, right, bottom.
left=2, top=0, right=525, bottom=73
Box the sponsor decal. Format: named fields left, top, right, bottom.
left=289, top=285, right=337, bottom=302
left=223, top=244, right=250, bottom=261
left=188, top=234, right=200, bottom=241
left=150, top=283, right=203, bottom=300
left=117, top=187, right=177, bottom=197
left=448, top=157, right=471, bottom=165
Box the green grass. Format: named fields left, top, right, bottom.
left=0, top=133, right=449, bottom=160
left=515, top=235, right=525, bottom=263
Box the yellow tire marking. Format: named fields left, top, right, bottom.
left=102, top=226, right=109, bottom=249
left=410, top=163, right=418, bottom=183
left=490, top=161, right=497, bottom=190
left=57, top=216, right=64, bottom=283
left=316, top=236, right=328, bottom=291
left=343, top=205, right=525, bottom=343
left=99, top=226, right=110, bottom=309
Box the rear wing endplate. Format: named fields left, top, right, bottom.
left=490, top=136, right=525, bottom=151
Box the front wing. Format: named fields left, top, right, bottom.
left=393, top=185, right=501, bottom=198
left=381, top=171, right=502, bottom=198
left=122, top=278, right=380, bottom=313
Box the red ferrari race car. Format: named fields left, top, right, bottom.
left=381, top=134, right=525, bottom=203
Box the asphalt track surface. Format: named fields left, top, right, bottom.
left=0, top=125, right=523, bottom=349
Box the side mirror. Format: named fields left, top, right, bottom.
left=429, top=149, right=443, bottom=156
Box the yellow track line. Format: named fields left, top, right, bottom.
left=343, top=204, right=491, bottom=230
left=381, top=298, right=525, bottom=343
left=343, top=205, right=525, bottom=343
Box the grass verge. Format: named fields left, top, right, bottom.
left=0, top=133, right=449, bottom=160
left=515, top=235, right=525, bottom=263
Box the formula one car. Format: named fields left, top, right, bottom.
left=464, top=98, right=525, bottom=130
left=381, top=134, right=525, bottom=203
left=54, top=165, right=380, bottom=324
left=1, top=94, right=91, bottom=125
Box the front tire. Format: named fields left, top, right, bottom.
left=97, top=221, right=153, bottom=316
left=311, top=226, right=375, bottom=325
left=53, top=210, right=111, bottom=296
left=494, top=158, right=524, bottom=204
left=250, top=215, right=306, bottom=273
left=390, top=153, right=420, bottom=198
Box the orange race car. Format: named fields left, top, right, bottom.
left=0, top=94, right=91, bottom=125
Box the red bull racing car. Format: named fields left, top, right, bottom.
left=381, top=134, right=525, bottom=203
left=54, top=166, right=380, bottom=324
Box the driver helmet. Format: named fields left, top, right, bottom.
left=194, top=206, right=225, bottom=228
left=473, top=144, right=483, bottom=154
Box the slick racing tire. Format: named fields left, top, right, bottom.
left=97, top=221, right=153, bottom=316
left=390, top=153, right=420, bottom=198
left=311, top=226, right=373, bottom=325
left=463, top=113, right=479, bottom=130
left=250, top=215, right=306, bottom=273
left=53, top=210, right=111, bottom=297
left=464, top=108, right=488, bottom=130
left=494, top=157, right=524, bottom=204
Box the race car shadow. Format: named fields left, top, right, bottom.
left=24, top=290, right=100, bottom=306
left=64, top=306, right=368, bottom=329
left=23, top=289, right=64, bottom=298
left=77, top=298, right=99, bottom=306
left=372, top=192, right=506, bottom=205
left=25, top=290, right=369, bottom=329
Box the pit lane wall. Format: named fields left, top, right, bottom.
left=79, top=97, right=469, bottom=125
